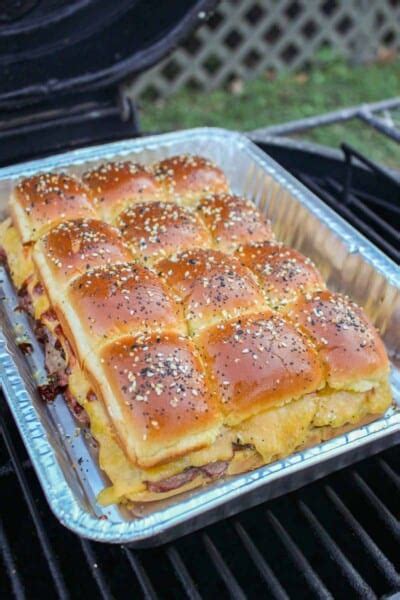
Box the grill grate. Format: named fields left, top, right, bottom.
left=294, top=172, right=399, bottom=262
left=0, top=121, right=399, bottom=598
left=0, top=413, right=399, bottom=599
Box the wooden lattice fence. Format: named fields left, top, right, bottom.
left=129, top=0, right=400, bottom=100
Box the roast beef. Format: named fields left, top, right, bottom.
left=64, top=388, right=90, bottom=426
left=147, top=468, right=199, bottom=493
left=38, top=374, right=65, bottom=402
left=17, top=280, right=33, bottom=315
left=43, top=328, right=68, bottom=377
left=147, top=460, right=229, bottom=494
left=0, top=245, right=7, bottom=266
left=201, top=460, right=229, bottom=479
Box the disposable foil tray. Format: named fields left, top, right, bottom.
left=0, top=128, right=398, bottom=546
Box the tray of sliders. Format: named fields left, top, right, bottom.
left=0, top=128, right=398, bottom=545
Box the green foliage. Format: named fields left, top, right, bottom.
left=140, top=52, right=400, bottom=167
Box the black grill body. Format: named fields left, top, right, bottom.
left=0, top=0, right=216, bottom=107
left=0, top=0, right=216, bottom=166
left=0, top=137, right=399, bottom=599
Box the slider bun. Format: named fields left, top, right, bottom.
left=153, top=155, right=229, bottom=206
left=117, top=201, right=211, bottom=263
left=289, top=290, right=390, bottom=390
left=157, top=248, right=266, bottom=334
left=199, top=312, right=324, bottom=425
left=33, top=219, right=133, bottom=304
left=237, top=241, right=324, bottom=309
left=60, top=262, right=186, bottom=361
left=83, top=161, right=162, bottom=222
left=88, top=332, right=222, bottom=468
left=197, top=194, right=274, bottom=253
left=11, top=173, right=95, bottom=243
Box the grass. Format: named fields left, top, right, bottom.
left=139, top=50, right=400, bottom=168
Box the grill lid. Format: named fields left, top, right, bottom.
left=0, top=0, right=216, bottom=109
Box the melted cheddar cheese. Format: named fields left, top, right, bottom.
left=236, top=395, right=317, bottom=462
left=69, top=357, right=391, bottom=505
left=313, top=382, right=392, bottom=428
left=0, top=220, right=50, bottom=318
left=26, top=275, right=50, bottom=320
left=235, top=382, right=391, bottom=463
left=0, top=220, right=33, bottom=289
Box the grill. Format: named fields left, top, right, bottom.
left=0, top=3, right=399, bottom=597
left=0, top=100, right=399, bottom=597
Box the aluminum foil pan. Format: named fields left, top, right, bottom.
left=0, top=128, right=398, bottom=546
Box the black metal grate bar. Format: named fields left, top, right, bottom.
left=324, top=485, right=400, bottom=589
left=298, top=500, right=376, bottom=599
left=202, top=533, right=247, bottom=600
left=266, top=510, right=333, bottom=600
left=233, top=520, right=289, bottom=600
left=166, top=546, right=202, bottom=600
left=354, top=190, right=400, bottom=217
left=350, top=472, right=400, bottom=539
left=123, top=547, right=158, bottom=599
left=294, top=172, right=399, bottom=261
left=327, top=177, right=399, bottom=240
left=0, top=413, right=70, bottom=600
left=379, top=459, right=400, bottom=489
left=341, top=143, right=400, bottom=196
left=80, top=539, right=112, bottom=600
left=0, top=516, right=26, bottom=600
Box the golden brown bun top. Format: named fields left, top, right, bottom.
left=117, top=201, right=211, bottom=263
left=82, top=161, right=162, bottom=221
left=34, top=219, right=133, bottom=285
left=68, top=262, right=184, bottom=343
left=154, top=155, right=229, bottom=204
left=289, top=290, right=389, bottom=389
left=197, top=194, right=274, bottom=252
left=199, top=312, right=324, bottom=425
left=98, top=332, right=221, bottom=467
left=13, top=173, right=95, bottom=242
left=157, top=248, right=266, bottom=333
left=237, top=241, right=324, bottom=309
